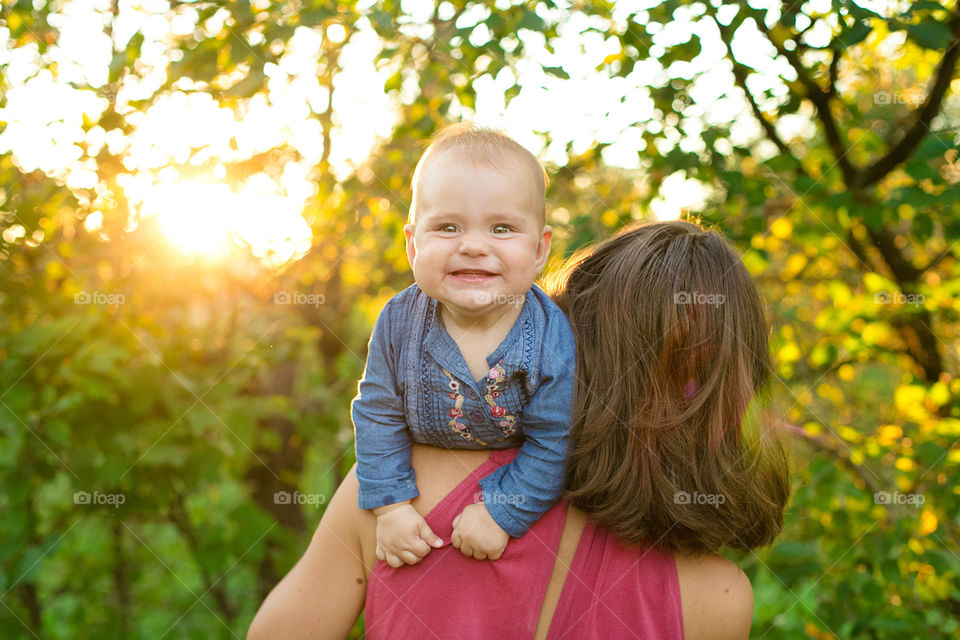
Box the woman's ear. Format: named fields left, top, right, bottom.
left=534, top=225, right=553, bottom=273
left=404, top=223, right=417, bottom=267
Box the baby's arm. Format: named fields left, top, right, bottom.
left=352, top=300, right=442, bottom=566
left=454, top=317, right=576, bottom=558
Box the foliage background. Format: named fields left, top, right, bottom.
left=1, top=0, right=959, bottom=638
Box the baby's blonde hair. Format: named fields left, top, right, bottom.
left=409, top=123, right=547, bottom=225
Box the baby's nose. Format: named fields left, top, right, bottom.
left=458, top=232, right=490, bottom=255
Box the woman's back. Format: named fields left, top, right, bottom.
left=365, top=448, right=684, bottom=639
left=246, top=444, right=754, bottom=640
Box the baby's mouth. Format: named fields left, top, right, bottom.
left=449, top=269, right=497, bottom=282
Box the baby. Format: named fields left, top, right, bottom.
left=351, top=124, right=575, bottom=567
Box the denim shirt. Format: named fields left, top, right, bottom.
left=352, top=283, right=575, bottom=537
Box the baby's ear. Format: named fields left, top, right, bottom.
left=404, top=224, right=417, bottom=265
left=534, top=225, right=553, bottom=272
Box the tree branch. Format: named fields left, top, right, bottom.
left=860, top=223, right=945, bottom=381
left=168, top=488, right=238, bottom=623
left=776, top=420, right=882, bottom=498
left=856, top=7, right=960, bottom=188
left=708, top=11, right=805, bottom=171
left=845, top=228, right=882, bottom=274
left=827, top=47, right=841, bottom=98
left=318, top=31, right=346, bottom=167
left=750, top=11, right=858, bottom=186
left=111, top=519, right=131, bottom=636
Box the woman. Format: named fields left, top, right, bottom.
left=247, top=221, right=790, bottom=639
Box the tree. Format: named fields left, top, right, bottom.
left=0, top=0, right=958, bottom=637
left=607, top=1, right=960, bottom=635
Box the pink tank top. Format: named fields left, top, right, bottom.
left=365, top=449, right=684, bottom=639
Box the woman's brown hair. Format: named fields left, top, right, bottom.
left=551, top=220, right=790, bottom=553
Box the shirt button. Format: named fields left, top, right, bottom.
left=470, top=411, right=483, bottom=423
left=465, top=388, right=478, bottom=400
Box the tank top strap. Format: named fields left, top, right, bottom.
left=546, top=517, right=684, bottom=639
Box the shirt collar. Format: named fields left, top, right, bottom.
left=423, top=289, right=536, bottom=382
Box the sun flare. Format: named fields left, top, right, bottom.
left=144, top=180, right=233, bottom=257
left=133, top=177, right=313, bottom=266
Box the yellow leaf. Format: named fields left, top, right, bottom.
left=863, top=272, right=890, bottom=293
left=838, top=425, right=862, bottom=443
left=928, top=382, right=950, bottom=408
left=770, top=217, right=792, bottom=239
left=838, top=364, right=854, bottom=381
left=878, top=424, right=902, bottom=446
left=46, top=261, right=65, bottom=279
left=781, top=253, right=808, bottom=279
left=920, top=509, right=938, bottom=535
left=804, top=422, right=823, bottom=435
left=894, top=457, right=916, bottom=471
left=895, top=385, right=929, bottom=421
left=935, top=419, right=960, bottom=437
left=897, top=204, right=915, bottom=219
left=777, top=342, right=801, bottom=363
left=861, top=322, right=891, bottom=346
left=602, top=52, right=623, bottom=65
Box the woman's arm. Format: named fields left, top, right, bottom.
left=246, top=469, right=373, bottom=640
left=247, top=445, right=491, bottom=640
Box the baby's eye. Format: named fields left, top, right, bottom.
left=437, top=223, right=459, bottom=233
left=491, top=224, right=513, bottom=234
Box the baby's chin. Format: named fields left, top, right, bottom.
left=435, top=290, right=528, bottom=317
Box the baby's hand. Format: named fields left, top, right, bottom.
left=373, top=501, right=444, bottom=568
left=451, top=501, right=510, bottom=561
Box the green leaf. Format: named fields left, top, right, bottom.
left=906, top=21, right=953, bottom=49
left=838, top=21, right=873, bottom=47
left=543, top=66, right=570, bottom=80
left=223, top=67, right=266, bottom=98
left=871, top=617, right=913, bottom=631
left=910, top=1, right=947, bottom=13
left=517, top=9, right=545, bottom=32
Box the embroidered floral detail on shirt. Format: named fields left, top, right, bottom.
left=441, top=367, right=487, bottom=446
left=484, top=360, right=517, bottom=439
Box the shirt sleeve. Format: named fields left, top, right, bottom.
left=352, top=298, right=419, bottom=510
left=478, top=311, right=575, bottom=537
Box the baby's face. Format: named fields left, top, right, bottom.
left=405, top=151, right=551, bottom=319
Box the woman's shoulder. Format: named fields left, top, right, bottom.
left=674, top=552, right=753, bottom=640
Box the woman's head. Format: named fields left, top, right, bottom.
left=551, top=220, right=789, bottom=553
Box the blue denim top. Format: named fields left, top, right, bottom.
left=351, top=283, right=575, bottom=537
